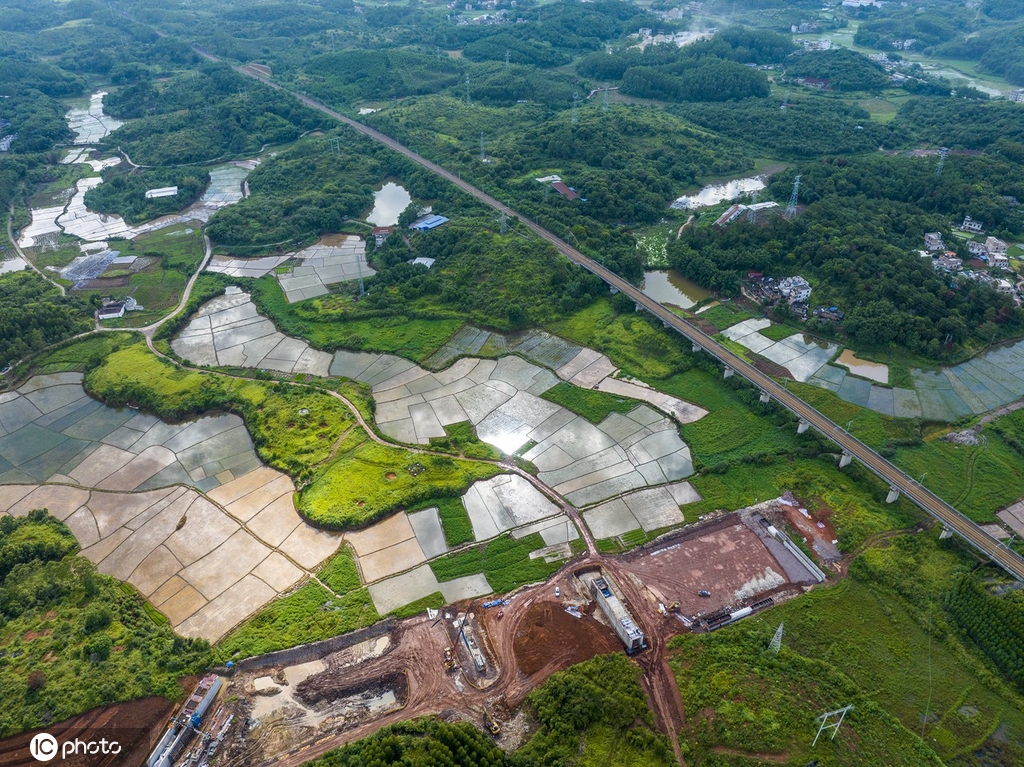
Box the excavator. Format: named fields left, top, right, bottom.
left=484, top=708, right=501, bottom=736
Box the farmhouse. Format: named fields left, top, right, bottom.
left=778, top=275, right=812, bottom=305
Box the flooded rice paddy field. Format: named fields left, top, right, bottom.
left=0, top=372, right=341, bottom=641
left=717, top=315, right=1024, bottom=421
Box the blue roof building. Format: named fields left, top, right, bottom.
left=409, top=214, right=449, bottom=232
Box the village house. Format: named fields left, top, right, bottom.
left=778, top=275, right=812, bottom=305
left=924, top=232, right=944, bottom=251
left=961, top=215, right=984, bottom=234
left=934, top=253, right=963, bottom=272
left=985, top=236, right=1008, bottom=258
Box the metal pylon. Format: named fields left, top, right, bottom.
left=768, top=622, right=783, bottom=654
left=812, top=705, right=854, bottom=747
left=785, top=175, right=801, bottom=220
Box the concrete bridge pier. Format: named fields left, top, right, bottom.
left=759, top=390, right=771, bottom=404
left=886, top=486, right=901, bottom=504
left=723, top=367, right=734, bottom=379
left=635, top=303, right=643, bottom=312
left=692, top=343, right=701, bottom=353
left=838, top=451, right=852, bottom=468
left=797, top=419, right=809, bottom=434
left=940, top=527, right=954, bottom=539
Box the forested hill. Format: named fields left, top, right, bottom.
left=99, top=63, right=329, bottom=165
left=0, top=272, right=93, bottom=368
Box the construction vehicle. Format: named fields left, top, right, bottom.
left=484, top=708, right=501, bottom=736
left=496, top=610, right=504, bottom=620
left=668, top=601, right=680, bottom=612
left=698, top=590, right=711, bottom=598
left=443, top=647, right=458, bottom=671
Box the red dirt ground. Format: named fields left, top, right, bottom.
left=512, top=601, right=620, bottom=675
left=0, top=697, right=173, bottom=767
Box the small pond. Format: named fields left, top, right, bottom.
left=641, top=270, right=713, bottom=309
left=366, top=181, right=411, bottom=227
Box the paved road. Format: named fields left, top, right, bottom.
left=217, top=58, right=1024, bottom=580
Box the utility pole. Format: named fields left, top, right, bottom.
left=465, top=72, right=471, bottom=106
left=479, top=132, right=486, bottom=162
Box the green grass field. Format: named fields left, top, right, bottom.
left=696, top=303, right=752, bottom=331
left=429, top=532, right=566, bottom=594
left=670, top=534, right=1024, bottom=765
left=216, top=580, right=379, bottom=660
left=252, top=277, right=464, bottom=362
left=300, top=433, right=501, bottom=529
left=540, top=381, right=638, bottom=424
left=759, top=323, right=799, bottom=341
left=318, top=547, right=362, bottom=594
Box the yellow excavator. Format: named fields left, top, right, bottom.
left=484, top=708, right=501, bottom=736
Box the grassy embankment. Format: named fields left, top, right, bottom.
left=672, top=530, right=1024, bottom=766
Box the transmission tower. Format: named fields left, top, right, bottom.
left=499, top=207, right=508, bottom=235
left=936, top=147, right=949, bottom=176
left=768, top=622, right=784, bottom=654
left=464, top=72, right=471, bottom=106
left=356, top=247, right=366, bottom=297
left=572, top=90, right=579, bottom=124
left=328, top=137, right=342, bottom=156
left=780, top=90, right=790, bottom=110
left=785, top=175, right=802, bottom=220
left=602, top=84, right=610, bottom=112
left=479, top=132, right=486, bottom=162
left=748, top=190, right=761, bottom=225
left=812, top=705, right=854, bottom=747
left=505, top=50, right=510, bottom=69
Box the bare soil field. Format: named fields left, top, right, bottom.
left=0, top=697, right=172, bottom=767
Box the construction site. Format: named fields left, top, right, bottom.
left=208, top=501, right=827, bottom=767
